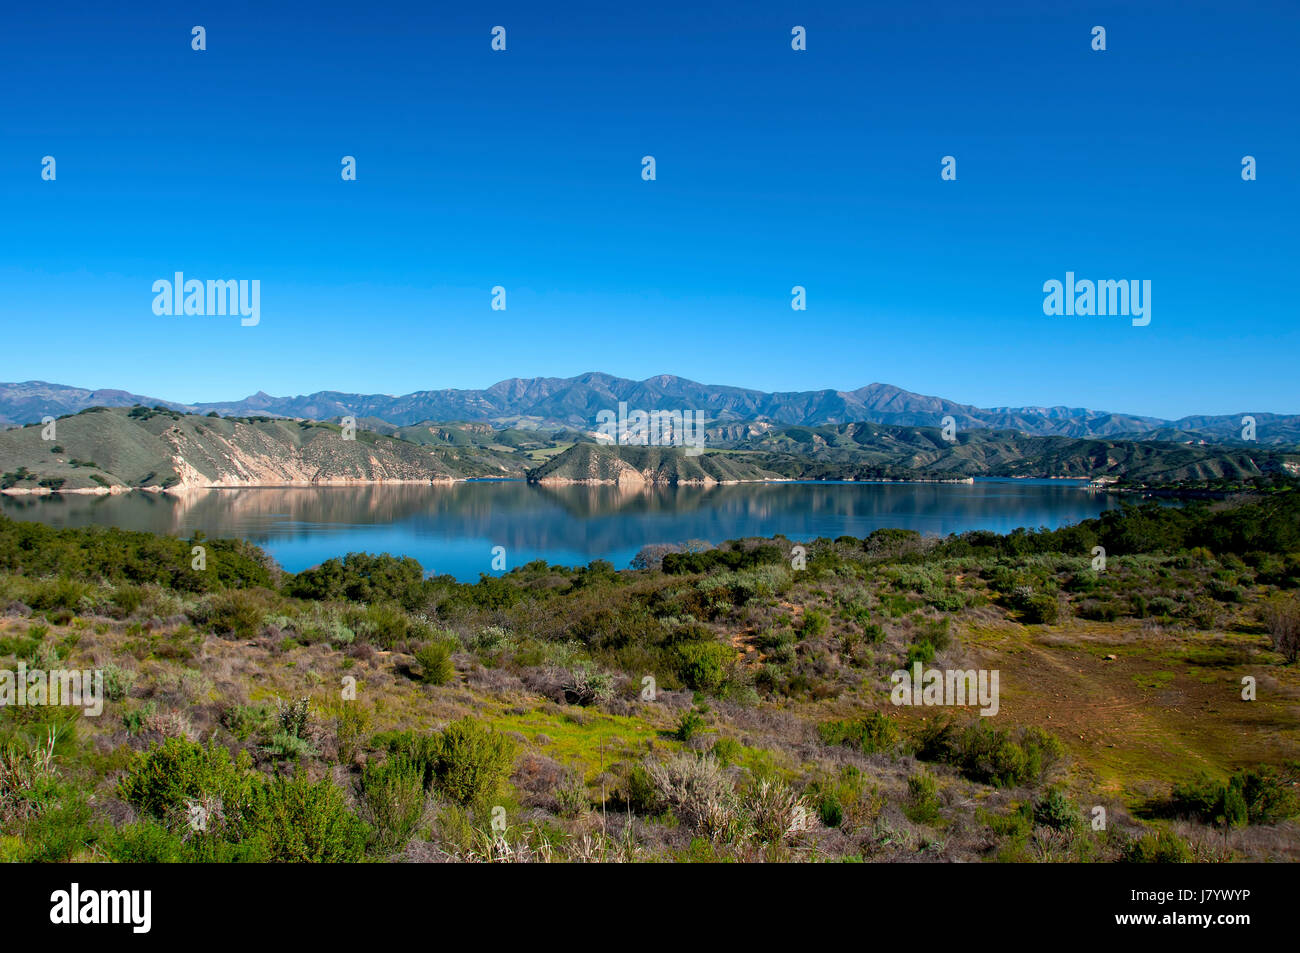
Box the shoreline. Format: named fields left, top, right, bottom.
left=0, top=476, right=468, bottom=497
left=6, top=475, right=1248, bottom=498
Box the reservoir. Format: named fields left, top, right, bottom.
left=0, top=478, right=1120, bottom=581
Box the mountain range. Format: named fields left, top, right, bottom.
left=1, top=373, right=1297, bottom=445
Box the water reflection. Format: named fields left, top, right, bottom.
left=1, top=479, right=1118, bottom=580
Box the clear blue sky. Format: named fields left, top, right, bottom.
left=1, top=0, right=1296, bottom=418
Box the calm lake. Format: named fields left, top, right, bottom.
left=1, top=479, right=1119, bottom=581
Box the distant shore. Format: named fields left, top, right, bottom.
left=0, top=477, right=466, bottom=497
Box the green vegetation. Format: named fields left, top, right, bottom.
left=0, top=406, right=537, bottom=492
left=0, top=488, right=1297, bottom=862
left=1167, top=766, right=1299, bottom=828
left=4, top=399, right=1297, bottom=494
left=528, top=442, right=781, bottom=485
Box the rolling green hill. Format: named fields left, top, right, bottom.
left=5, top=407, right=1292, bottom=495
left=533, top=424, right=1298, bottom=486
left=725, top=423, right=1297, bottom=484
left=0, top=406, right=510, bottom=492
left=527, top=443, right=784, bottom=485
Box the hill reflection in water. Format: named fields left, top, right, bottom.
left=1, top=479, right=1118, bottom=580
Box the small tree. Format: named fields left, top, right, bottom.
left=630, top=543, right=681, bottom=571
left=431, top=718, right=515, bottom=806
left=1261, top=595, right=1300, bottom=662
left=414, top=641, right=456, bottom=685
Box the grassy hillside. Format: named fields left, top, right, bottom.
left=726, top=423, right=1298, bottom=483
left=1, top=493, right=1297, bottom=863
left=527, top=443, right=784, bottom=485
left=5, top=406, right=1290, bottom=494
left=0, top=406, right=518, bottom=492
left=388, top=421, right=587, bottom=471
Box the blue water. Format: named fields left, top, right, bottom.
left=0, top=478, right=1118, bottom=581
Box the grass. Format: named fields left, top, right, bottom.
left=1, top=492, right=1298, bottom=862
left=492, top=706, right=668, bottom=783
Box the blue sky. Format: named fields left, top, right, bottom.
left=0, top=0, right=1296, bottom=418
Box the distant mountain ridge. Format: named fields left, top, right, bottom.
left=2, top=374, right=1297, bottom=445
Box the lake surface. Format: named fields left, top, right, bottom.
left=1, top=479, right=1119, bottom=581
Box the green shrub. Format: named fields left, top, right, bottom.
left=916, top=618, right=953, bottom=651
left=197, top=589, right=266, bottom=639
left=15, top=792, right=95, bottom=861
left=674, top=709, right=708, bottom=743
left=818, top=711, right=900, bottom=754
left=904, top=771, right=941, bottom=824
left=861, top=622, right=886, bottom=644
left=905, top=640, right=936, bottom=667
left=263, top=732, right=318, bottom=760
left=374, top=730, right=442, bottom=791
left=361, top=756, right=426, bottom=853
left=755, top=628, right=796, bottom=665
left=619, top=762, right=659, bottom=814
left=27, top=578, right=90, bottom=613
left=413, top=640, right=456, bottom=685
left=332, top=703, right=370, bottom=765
left=1207, top=579, right=1244, bottom=603
left=1234, top=765, right=1299, bottom=824
left=817, top=790, right=844, bottom=827
left=122, top=701, right=157, bottom=735
left=1033, top=787, right=1080, bottom=831
left=1121, top=828, right=1193, bottom=863
left=1020, top=594, right=1059, bottom=624
left=357, top=602, right=409, bottom=648
left=110, top=584, right=145, bottom=617
left=257, top=774, right=368, bottom=862
left=711, top=737, right=742, bottom=766
left=220, top=703, right=273, bottom=742
left=661, top=545, right=782, bottom=575
left=287, top=552, right=428, bottom=610
left=1076, top=599, right=1120, bottom=622
left=101, top=820, right=186, bottom=863
left=1169, top=766, right=1298, bottom=827
left=101, top=662, right=137, bottom=702
left=118, top=738, right=261, bottom=838
left=915, top=718, right=1063, bottom=787
left=799, top=608, right=830, bottom=639
left=429, top=718, right=515, bottom=807
left=674, top=641, right=732, bottom=693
